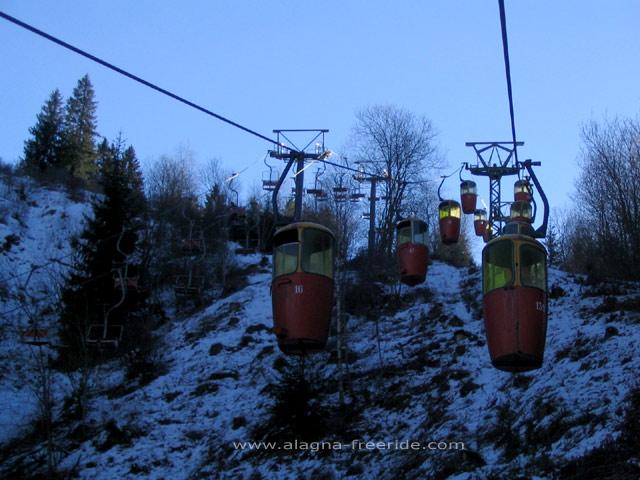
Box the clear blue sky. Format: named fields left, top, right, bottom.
left=1, top=1, right=639, bottom=216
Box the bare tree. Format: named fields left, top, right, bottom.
left=144, top=149, right=200, bottom=285
left=566, top=117, right=640, bottom=279
left=199, top=157, right=232, bottom=203
left=349, top=105, right=441, bottom=258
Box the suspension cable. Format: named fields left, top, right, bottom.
left=0, top=10, right=284, bottom=149
left=498, top=0, right=519, bottom=163
left=0, top=11, right=389, bottom=182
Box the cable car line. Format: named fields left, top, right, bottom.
left=0, top=11, right=389, bottom=185
left=498, top=0, right=519, bottom=163
left=0, top=10, right=285, bottom=150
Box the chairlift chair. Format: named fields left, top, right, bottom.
left=333, top=186, right=348, bottom=203
left=86, top=324, right=124, bottom=349
left=262, top=172, right=279, bottom=191
left=174, top=274, right=204, bottom=299
left=180, top=238, right=203, bottom=255
left=21, top=328, right=50, bottom=346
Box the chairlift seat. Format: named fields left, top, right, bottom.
left=113, top=275, right=140, bottom=290
left=86, top=324, right=123, bottom=349
left=180, top=239, right=203, bottom=255
left=21, top=328, right=50, bottom=346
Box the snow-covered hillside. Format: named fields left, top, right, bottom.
left=0, top=176, right=92, bottom=446
left=2, top=179, right=640, bottom=479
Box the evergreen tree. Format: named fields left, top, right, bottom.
left=57, top=136, right=147, bottom=367
left=21, top=89, right=64, bottom=173
left=203, top=183, right=228, bottom=251
left=61, top=75, right=98, bottom=180
left=545, top=223, right=561, bottom=268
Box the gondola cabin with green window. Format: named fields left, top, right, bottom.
left=482, top=234, right=548, bottom=372
left=439, top=200, right=461, bottom=244
left=396, top=218, right=429, bottom=286
left=271, top=222, right=335, bottom=355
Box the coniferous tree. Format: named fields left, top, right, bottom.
left=57, top=136, right=147, bottom=367
left=544, top=223, right=561, bottom=268
left=21, top=89, right=64, bottom=173
left=61, top=75, right=98, bottom=180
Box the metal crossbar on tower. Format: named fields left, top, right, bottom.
left=465, top=141, right=523, bottom=238
left=269, top=129, right=330, bottom=224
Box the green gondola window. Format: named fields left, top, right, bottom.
left=397, top=224, right=412, bottom=246
left=483, top=240, right=514, bottom=294
left=520, top=243, right=546, bottom=291
left=273, top=228, right=299, bottom=277
left=302, top=229, right=334, bottom=278
left=274, top=243, right=298, bottom=277
left=413, top=221, right=428, bottom=245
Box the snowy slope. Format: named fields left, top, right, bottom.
left=0, top=176, right=93, bottom=445
left=6, top=258, right=640, bottom=478
left=2, top=180, right=640, bottom=478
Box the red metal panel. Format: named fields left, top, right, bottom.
left=474, top=219, right=487, bottom=237
left=272, top=272, right=333, bottom=355
left=483, top=286, right=547, bottom=372
left=398, top=243, right=428, bottom=286
left=461, top=193, right=477, bottom=214
left=439, top=217, right=461, bottom=244
left=515, top=191, right=532, bottom=203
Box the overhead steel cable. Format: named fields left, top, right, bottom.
left=0, top=10, right=283, bottom=149
left=498, top=0, right=519, bottom=163
left=0, top=11, right=389, bottom=182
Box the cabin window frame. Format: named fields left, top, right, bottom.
left=519, top=243, right=547, bottom=291
left=515, top=181, right=532, bottom=195
left=397, top=224, right=412, bottom=246
left=483, top=240, right=514, bottom=294
left=412, top=221, right=428, bottom=245
left=301, top=228, right=334, bottom=279
left=439, top=202, right=461, bottom=220
left=273, top=229, right=300, bottom=278
left=460, top=181, right=477, bottom=195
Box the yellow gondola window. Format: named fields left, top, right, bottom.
left=439, top=203, right=461, bottom=219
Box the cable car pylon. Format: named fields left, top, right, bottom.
left=465, top=145, right=550, bottom=372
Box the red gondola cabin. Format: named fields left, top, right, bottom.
left=483, top=223, right=493, bottom=243
left=482, top=234, right=548, bottom=372
left=439, top=200, right=461, bottom=244
left=396, top=218, right=429, bottom=286
left=271, top=222, right=335, bottom=354
left=514, top=180, right=532, bottom=202
left=473, top=209, right=488, bottom=237
left=460, top=180, right=478, bottom=214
